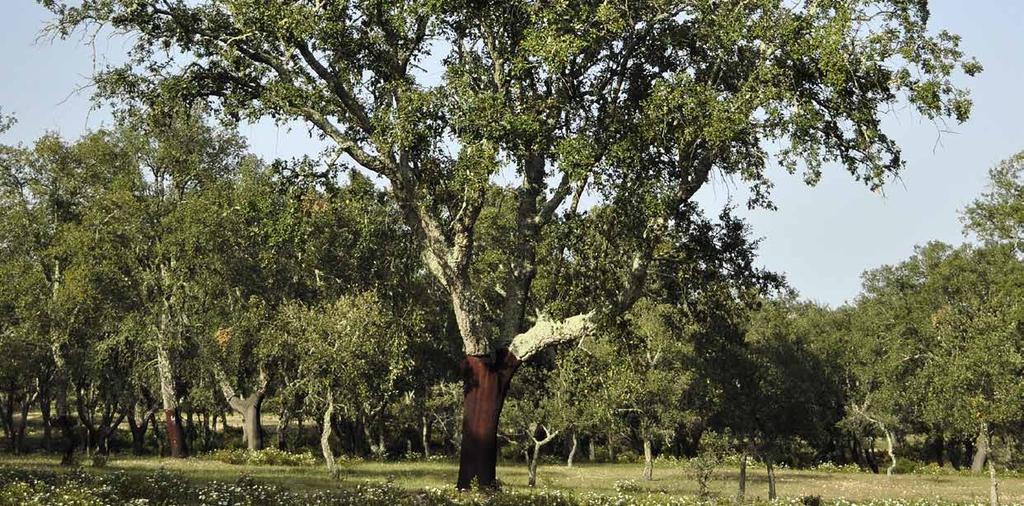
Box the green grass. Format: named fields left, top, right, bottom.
left=0, top=455, right=1019, bottom=503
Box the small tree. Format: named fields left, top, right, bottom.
left=691, top=431, right=731, bottom=500
left=271, top=292, right=412, bottom=474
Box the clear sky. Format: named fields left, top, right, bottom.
left=2, top=1, right=1022, bottom=307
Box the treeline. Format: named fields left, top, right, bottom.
left=2, top=106, right=1023, bottom=493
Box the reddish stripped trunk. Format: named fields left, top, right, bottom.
left=164, top=409, right=187, bottom=458
left=456, top=350, right=520, bottom=490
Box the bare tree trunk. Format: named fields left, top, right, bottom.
left=588, top=437, right=595, bottom=462
left=883, top=428, right=896, bottom=477
left=456, top=351, right=520, bottom=490
left=217, top=369, right=267, bottom=451
left=242, top=397, right=264, bottom=451
left=990, top=458, right=1000, bottom=506
left=277, top=402, right=290, bottom=451
left=53, top=368, right=77, bottom=464
left=766, top=459, right=777, bottom=500
left=528, top=440, right=541, bottom=487
left=0, top=395, right=13, bottom=448
left=40, top=390, right=53, bottom=452
left=378, top=431, right=386, bottom=460
left=127, top=410, right=150, bottom=455
left=421, top=415, right=431, bottom=459
left=150, top=409, right=164, bottom=457
left=608, top=431, right=616, bottom=463
left=642, top=436, right=654, bottom=481
left=321, top=396, right=336, bottom=476
left=567, top=430, right=577, bottom=468
left=13, top=389, right=37, bottom=454
left=737, top=451, right=748, bottom=502
left=972, top=426, right=990, bottom=474
left=526, top=424, right=558, bottom=488
left=156, top=342, right=186, bottom=458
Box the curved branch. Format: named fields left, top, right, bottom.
left=508, top=312, right=594, bottom=361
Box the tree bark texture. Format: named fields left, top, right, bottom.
left=973, top=426, right=990, bottom=474
left=990, top=458, right=1000, bottom=506
left=642, top=437, right=654, bottom=481
left=217, top=367, right=268, bottom=452
left=421, top=415, right=431, bottom=459
left=567, top=431, right=577, bottom=467
left=608, top=432, right=617, bottom=462
left=321, top=397, right=336, bottom=476
left=156, top=337, right=186, bottom=457
left=528, top=441, right=541, bottom=487
left=456, top=350, right=520, bottom=490
left=737, top=451, right=747, bottom=502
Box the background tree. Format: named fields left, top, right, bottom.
left=269, top=292, right=414, bottom=474
left=964, top=151, right=1024, bottom=250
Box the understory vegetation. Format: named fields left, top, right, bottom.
left=2, top=460, right=1023, bottom=506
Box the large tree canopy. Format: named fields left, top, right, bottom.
left=44, top=0, right=978, bottom=351
left=43, top=0, right=979, bottom=488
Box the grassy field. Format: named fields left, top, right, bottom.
left=1, top=454, right=1019, bottom=503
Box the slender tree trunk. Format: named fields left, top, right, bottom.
left=608, top=431, right=617, bottom=463
left=421, top=415, right=431, bottom=459
left=766, top=459, right=777, bottom=500
left=864, top=437, right=879, bottom=474
left=40, top=391, right=52, bottom=452
left=567, top=430, right=577, bottom=468
left=50, top=343, right=79, bottom=465
left=737, top=451, right=748, bottom=502
left=528, top=440, right=541, bottom=487
left=186, top=409, right=197, bottom=450
left=127, top=412, right=149, bottom=455
left=150, top=409, right=164, bottom=457
left=972, top=426, right=990, bottom=474
left=990, top=458, right=1000, bottom=506
left=588, top=437, right=596, bottom=462
left=0, top=395, right=13, bottom=447
left=202, top=411, right=212, bottom=451
left=882, top=428, right=896, bottom=477
left=456, top=350, right=520, bottom=490
left=321, top=396, right=336, bottom=476
left=277, top=403, right=290, bottom=451
left=378, top=431, right=386, bottom=460
left=156, top=342, right=186, bottom=458
left=642, top=436, right=654, bottom=481
left=14, top=391, right=34, bottom=454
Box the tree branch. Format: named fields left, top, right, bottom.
left=508, top=312, right=594, bottom=361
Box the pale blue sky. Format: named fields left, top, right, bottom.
left=2, top=1, right=1022, bottom=307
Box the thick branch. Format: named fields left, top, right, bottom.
left=507, top=312, right=593, bottom=361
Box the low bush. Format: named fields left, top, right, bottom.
left=202, top=447, right=317, bottom=467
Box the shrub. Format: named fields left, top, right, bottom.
left=801, top=495, right=823, bottom=506
left=690, top=431, right=730, bottom=500
left=811, top=461, right=862, bottom=473
left=891, top=458, right=921, bottom=475
left=612, top=479, right=642, bottom=494
left=202, top=448, right=316, bottom=467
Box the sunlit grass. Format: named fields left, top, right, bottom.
left=0, top=454, right=1018, bottom=503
